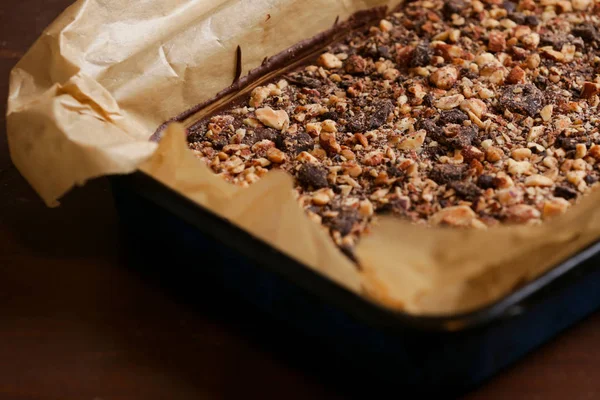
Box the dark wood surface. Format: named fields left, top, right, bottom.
left=2, top=2, right=600, bottom=399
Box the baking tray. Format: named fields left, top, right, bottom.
left=110, top=171, right=600, bottom=395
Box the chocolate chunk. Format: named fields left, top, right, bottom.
left=360, top=45, right=375, bottom=59
left=418, top=119, right=445, bottom=146
left=502, top=1, right=517, bottom=13
left=540, top=33, right=566, bottom=50
left=276, top=131, right=314, bottom=154
left=442, top=0, right=465, bottom=18
left=377, top=45, right=392, bottom=59
left=448, top=125, right=478, bottom=149
left=286, top=74, right=322, bottom=88
left=555, top=134, right=577, bottom=150
left=422, top=93, right=434, bottom=107
left=439, top=109, right=469, bottom=125
left=499, top=84, right=545, bottom=117
left=319, top=111, right=339, bottom=121
left=346, top=112, right=367, bottom=133
left=462, top=68, right=480, bottom=80
left=329, top=210, right=360, bottom=236
left=411, top=41, right=431, bottom=67
left=419, top=119, right=443, bottom=136
left=419, top=114, right=476, bottom=150
left=211, top=136, right=228, bottom=150
left=424, top=143, right=448, bottom=158
left=369, top=99, right=394, bottom=129
left=585, top=175, right=598, bottom=185
left=359, top=40, right=379, bottom=59
left=477, top=174, right=496, bottom=189
left=508, top=12, right=526, bottom=25
left=387, top=165, right=405, bottom=178
left=554, top=185, right=578, bottom=200
left=530, top=146, right=546, bottom=156
left=571, top=36, right=585, bottom=51
left=450, top=181, right=483, bottom=200
left=186, top=130, right=204, bottom=143
left=429, top=164, right=467, bottom=184
left=572, top=24, right=600, bottom=43
left=534, top=75, right=548, bottom=90
left=345, top=54, right=368, bottom=74
left=525, top=15, right=539, bottom=26
left=353, top=96, right=369, bottom=108
left=245, top=127, right=279, bottom=145
left=186, top=122, right=208, bottom=143
left=297, top=164, right=329, bottom=189
left=337, top=80, right=353, bottom=90
left=378, top=196, right=410, bottom=215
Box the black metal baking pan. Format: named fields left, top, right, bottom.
left=110, top=171, right=600, bottom=395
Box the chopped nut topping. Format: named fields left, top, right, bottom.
left=320, top=131, right=341, bottom=154
left=255, top=107, right=289, bottom=130
left=540, top=105, right=553, bottom=122
left=525, top=54, right=541, bottom=69
left=362, top=151, right=384, bottom=166
left=525, top=174, right=554, bottom=187
left=506, top=205, right=541, bottom=224
left=543, top=198, right=571, bottom=219
left=506, top=66, right=526, bottom=84
left=521, top=32, right=540, bottom=49
left=435, top=94, right=464, bottom=110
left=507, top=159, right=532, bottom=175
left=306, top=122, right=322, bottom=137
left=572, top=0, right=592, bottom=11
left=317, top=53, right=343, bottom=69
left=588, top=145, right=600, bottom=161
left=430, top=65, right=458, bottom=89
left=379, top=19, right=393, bottom=32
left=397, top=130, right=427, bottom=150
left=460, top=98, right=487, bottom=119
left=486, top=146, right=504, bottom=162
left=581, top=82, right=600, bottom=99
left=267, top=148, right=286, bottom=164
left=512, top=148, right=532, bottom=161
left=342, top=162, right=363, bottom=177
left=250, top=86, right=270, bottom=108
left=541, top=46, right=565, bottom=62
left=430, top=206, right=478, bottom=227
left=359, top=199, right=375, bottom=217
left=184, top=1, right=600, bottom=257
left=488, top=31, right=506, bottom=52
left=312, top=188, right=335, bottom=205
left=576, top=144, right=587, bottom=159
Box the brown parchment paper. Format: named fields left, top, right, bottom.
left=7, top=0, right=600, bottom=315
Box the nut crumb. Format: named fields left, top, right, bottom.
left=318, top=53, right=343, bottom=69
left=256, top=107, right=289, bottom=130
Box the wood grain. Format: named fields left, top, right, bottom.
left=1, top=2, right=600, bottom=399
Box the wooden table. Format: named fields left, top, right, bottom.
left=2, top=2, right=600, bottom=399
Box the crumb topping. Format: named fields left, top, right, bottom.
left=186, top=0, right=600, bottom=258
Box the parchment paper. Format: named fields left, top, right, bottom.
left=7, top=0, right=600, bottom=315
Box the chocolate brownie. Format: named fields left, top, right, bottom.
left=171, top=0, right=600, bottom=252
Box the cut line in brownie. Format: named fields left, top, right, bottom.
left=155, top=0, right=600, bottom=259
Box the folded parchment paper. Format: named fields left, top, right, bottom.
left=7, top=0, right=600, bottom=315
